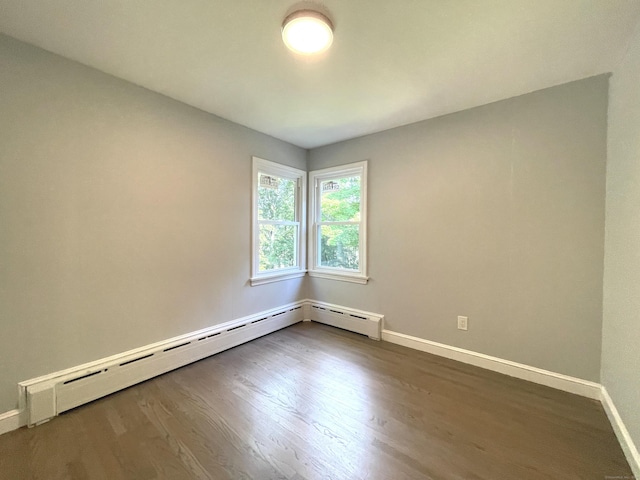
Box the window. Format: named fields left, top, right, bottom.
left=251, top=157, right=306, bottom=285
left=309, top=161, right=368, bottom=284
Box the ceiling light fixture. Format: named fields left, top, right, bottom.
left=282, top=9, right=334, bottom=55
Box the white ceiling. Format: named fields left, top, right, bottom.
left=1, top=1, right=639, bottom=149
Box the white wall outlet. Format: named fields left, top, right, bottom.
left=457, top=316, right=468, bottom=331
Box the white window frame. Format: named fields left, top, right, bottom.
left=251, top=157, right=306, bottom=286
left=308, top=161, right=368, bottom=284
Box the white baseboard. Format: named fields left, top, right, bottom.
left=0, top=409, right=24, bottom=435
left=3, top=299, right=380, bottom=436
left=383, top=328, right=640, bottom=473
left=12, top=301, right=305, bottom=430
left=601, top=387, right=640, bottom=478
left=381, top=329, right=602, bottom=399
left=307, top=299, right=382, bottom=340
left=3, top=296, right=635, bottom=479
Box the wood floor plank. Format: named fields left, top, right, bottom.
left=0, top=322, right=633, bottom=479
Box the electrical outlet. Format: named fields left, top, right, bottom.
left=457, top=316, right=468, bottom=331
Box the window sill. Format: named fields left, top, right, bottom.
left=250, top=271, right=306, bottom=286
left=308, top=271, right=369, bottom=284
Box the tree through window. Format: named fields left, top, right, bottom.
left=309, top=161, right=368, bottom=284
left=251, top=157, right=306, bottom=285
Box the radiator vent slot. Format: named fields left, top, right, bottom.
left=163, top=342, right=191, bottom=353
left=63, top=370, right=103, bottom=385
left=309, top=302, right=382, bottom=341
left=198, top=332, right=222, bottom=340
left=119, top=354, right=154, bottom=367
left=20, top=301, right=307, bottom=427
left=227, top=324, right=246, bottom=332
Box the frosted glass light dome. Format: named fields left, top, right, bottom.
left=282, top=10, right=334, bottom=55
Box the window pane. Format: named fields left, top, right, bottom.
left=258, top=174, right=296, bottom=221
left=259, top=224, right=296, bottom=271
left=319, top=224, right=359, bottom=270
left=320, top=176, right=361, bottom=222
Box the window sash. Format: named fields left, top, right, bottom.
left=259, top=220, right=299, bottom=226
left=251, top=157, right=306, bottom=285
left=308, top=161, right=368, bottom=283
left=316, top=221, right=360, bottom=226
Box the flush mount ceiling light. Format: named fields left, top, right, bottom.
left=282, top=9, right=334, bottom=55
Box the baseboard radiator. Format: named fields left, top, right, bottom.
left=19, top=302, right=304, bottom=427
left=308, top=300, right=382, bottom=340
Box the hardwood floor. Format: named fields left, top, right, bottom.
left=0, top=322, right=632, bottom=479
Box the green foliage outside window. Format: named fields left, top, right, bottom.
left=258, top=175, right=297, bottom=271
left=319, top=176, right=361, bottom=270
left=259, top=224, right=296, bottom=271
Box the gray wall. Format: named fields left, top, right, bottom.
left=308, top=76, right=609, bottom=382
left=0, top=31, right=621, bottom=420
left=603, top=20, right=640, bottom=457
left=0, top=35, right=307, bottom=412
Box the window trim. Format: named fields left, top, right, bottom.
left=308, top=161, right=368, bottom=284
left=251, top=157, right=307, bottom=286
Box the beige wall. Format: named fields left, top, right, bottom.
left=603, top=20, right=640, bottom=455
left=0, top=35, right=307, bottom=412
left=308, top=76, right=609, bottom=382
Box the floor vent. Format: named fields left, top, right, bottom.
left=308, top=301, right=382, bottom=340
left=19, top=302, right=305, bottom=426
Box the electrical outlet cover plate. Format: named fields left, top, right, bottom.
left=457, top=316, right=468, bottom=331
